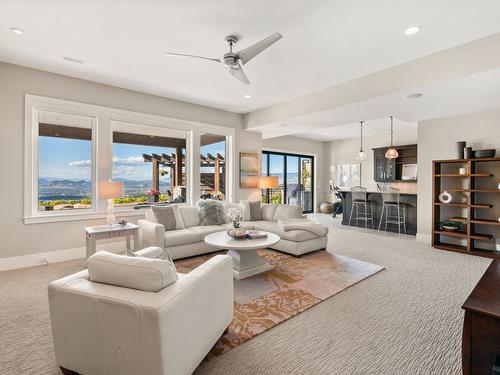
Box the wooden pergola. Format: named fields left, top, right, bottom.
left=142, top=152, right=225, bottom=194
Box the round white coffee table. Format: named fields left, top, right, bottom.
left=204, top=231, right=280, bottom=279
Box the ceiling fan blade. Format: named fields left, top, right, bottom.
left=164, top=52, right=221, bottom=63
left=228, top=65, right=250, bottom=85
left=236, top=33, right=282, bottom=65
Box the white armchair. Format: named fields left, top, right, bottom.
left=48, top=254, right=233, bottom=375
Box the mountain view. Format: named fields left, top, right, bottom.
left=38, top=178, right=169, bottom=201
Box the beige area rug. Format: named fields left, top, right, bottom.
left=174, top=249, right=384, bottom=359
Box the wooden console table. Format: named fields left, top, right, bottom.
left=462, top=260, right=500, bottom=374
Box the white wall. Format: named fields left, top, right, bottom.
left=323, top=127, right=418, bottom=200
left=0, top=62, right=261, bottom=261
left=262, top=135, right=326, bottom=211
left=417, top=109, right=500, bottom=243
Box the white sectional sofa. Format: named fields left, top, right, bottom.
left=138, top=203, right=328, bottom=258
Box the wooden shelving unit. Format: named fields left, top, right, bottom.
left=432, top=157, right=500, bottom=259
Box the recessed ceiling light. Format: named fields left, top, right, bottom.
left=407, top=93, right=423, bottom=99
left=326, top=131, right=331, bottom=135
left=405, top=25, right=421, bottom=35
left=62, top=56, right=84, bottom=64
left=243, top=94, right=251, bottom=99
left=10, top=27, right=24, bottom=35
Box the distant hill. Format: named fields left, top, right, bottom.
left=38, top=177, right=170, bottom=200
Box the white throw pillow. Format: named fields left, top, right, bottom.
left=87, top=251, right=178, bottom=292
left=239, top=200, right=251, bottom=221
left=261, top=204, right=278, bottom=221
left=273, top=204, right=303, bottom=221
left=178, top=206, right=201, bottom=228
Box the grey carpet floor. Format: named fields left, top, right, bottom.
left=0, top=215, right=491, bottom=375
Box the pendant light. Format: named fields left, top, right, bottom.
left=385, top=116, right=399, bottom=159
left=355, top=121, right=367, bottom=160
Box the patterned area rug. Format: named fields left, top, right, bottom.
left=175, top=249, right=383, bottom=359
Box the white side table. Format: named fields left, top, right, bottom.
left=84, top=223, right=139, bottom=258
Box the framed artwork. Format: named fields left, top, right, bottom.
left=334, top=163, right=361, bottom=188
left=240, top=152, right=260, bottom=188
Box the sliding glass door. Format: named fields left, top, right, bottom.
left=262, top=151, right=314, bottom=213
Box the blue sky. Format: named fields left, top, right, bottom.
left=39, top=136, right=225, bottom=181
left=263, top=154, right=299, bottom=184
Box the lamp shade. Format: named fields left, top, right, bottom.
left=385, top=147, right=399, bottom=159
left=259, top=176, right=279, bottom=189
left=98, top=181, right=124, bottom=199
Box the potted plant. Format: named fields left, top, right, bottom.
left=227, top=208, right=246, bottom=239
left=146, top=189, right=160, bottom=203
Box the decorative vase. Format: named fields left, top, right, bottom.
left=439, top=191, right=452, bottom=204
left=148, top=195, right=159, bottom=203
left=464, top=147, right=473, bottom=159
left=320, top=202, right=333, bottom=214
left=456, top=141, right=466, bottom=159
left=229, top=228, right=247, bottom=239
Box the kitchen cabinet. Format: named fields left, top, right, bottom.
left=373, top=144, right=417, bottom=182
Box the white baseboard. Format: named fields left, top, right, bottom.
left=0, top=241, right=127, bottom=272
left=416, top=233, right=432, bottom=244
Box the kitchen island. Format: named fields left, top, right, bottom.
left=339, top=190, right=417, bottom=235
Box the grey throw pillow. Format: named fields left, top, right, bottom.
left=198, top=199, right=227, bottom=226
left=248, top=201, right=262, bottom=221
left=151, top=205, right=176, bottom=231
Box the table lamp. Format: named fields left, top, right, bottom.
left=259, top=176, right=279, bottom=203
left=99, top=180, right=124, bottom=225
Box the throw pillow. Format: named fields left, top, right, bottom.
left=248, top=201, right=262, bottom=220
left=273, top=204, right=303, bottom=221
left=151, top=205, right=176, bottom=231
left=240, top=200, right=262, bottom=221
left=198, top=199, right=227, bottom=226
left=261, top=204, right=278, bottom=221
left=88, top=251, right=178, bottom=292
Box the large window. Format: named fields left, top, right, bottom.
left=200, top=133, right=227, bottom=200
left=24, top=95, right=235, bottom=223
left=262, top=150, right=314, bottom=213
left=112, top=121, right=187, bottom=206
left=37, top=111, right=94, bottom=212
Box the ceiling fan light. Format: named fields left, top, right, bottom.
left=385, top=147, right=399, bottom=159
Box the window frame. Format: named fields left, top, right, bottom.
left=24, top=94, right=235, bottom=224
left=110, top=120, right=189, bottom=209
left=262, top=149, right=316, bottom=214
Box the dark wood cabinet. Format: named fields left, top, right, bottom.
left=374, top=148, right=396, bottom=181
left=462, top=261, right=500, bottom=375
left=373, top=144, right=417, bottom=182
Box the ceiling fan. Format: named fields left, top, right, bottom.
left=164, top=33, right=282, bottom=85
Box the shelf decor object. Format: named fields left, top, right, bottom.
left=464, top=147, right=473, bottom=159
left=432, top=156, right=500, bottom=259
left=456, top=141, right=466, bottom=159
left=439, top=191, right=452, bottom=204
left=355, top=121, right=367, bottom=160
left=385, top=116, right=399, bottom=159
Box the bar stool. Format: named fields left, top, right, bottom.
left=378, top=187, right=407, bottom=234
left=348, top=186, right=374, bottom=229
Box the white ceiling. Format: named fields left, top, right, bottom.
left=267, top=67, right=500, bottom=141
left=294, top=118, right=417, bottom=142
left=2, top=0, right=500, bottom=114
